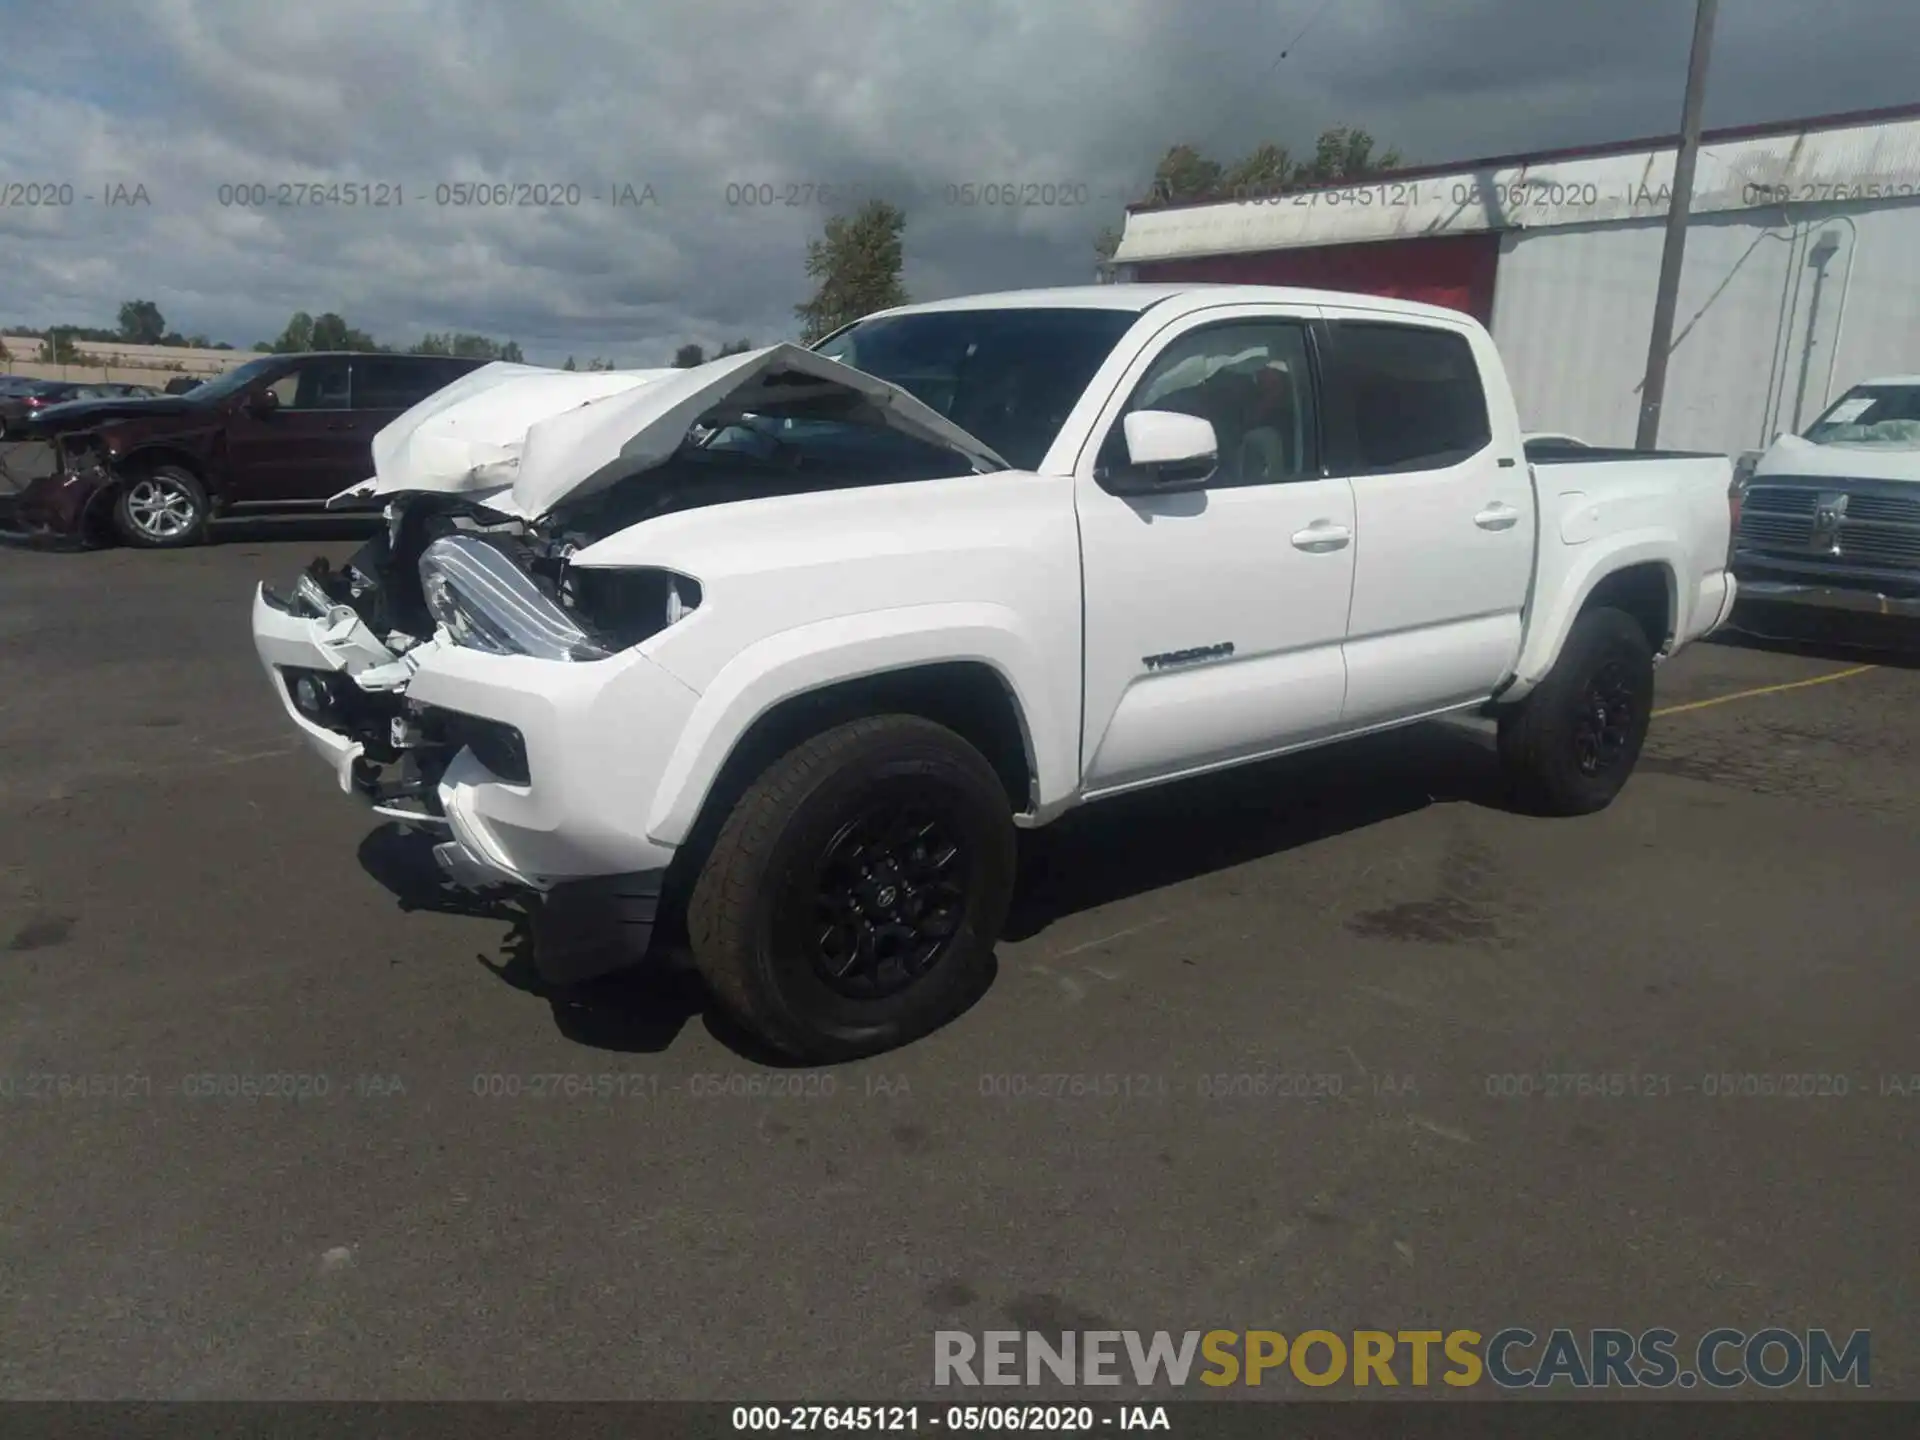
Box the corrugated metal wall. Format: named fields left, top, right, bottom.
left=1491, top=201, right=1920, bottom=453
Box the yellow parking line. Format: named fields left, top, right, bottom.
left=1653, top=664, right=1877, bottom=717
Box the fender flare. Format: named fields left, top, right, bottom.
left=115, top=439, right=224, bottom=499
left=1505, top=533, right=1682, bottom=702
left=643, top=602, right=1064, bottom=846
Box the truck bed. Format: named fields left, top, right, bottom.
left=1504, top=448, right=1737, bottom=698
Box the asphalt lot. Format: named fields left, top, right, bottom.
left=3, top=525, right=1918, bottom=1401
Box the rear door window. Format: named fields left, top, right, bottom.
left=1323, top=321, right=1491, bottom=474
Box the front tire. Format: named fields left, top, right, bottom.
left=687, top=715, right=1016, bottom=1063
left=113, top=465, right=209, bottom=548
left=1497, top=606, right=1656, bottom=816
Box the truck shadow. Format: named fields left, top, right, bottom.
left=355, top=718, right=1509, bottom=1063
left=1004, top=719, right=1506, bottom=941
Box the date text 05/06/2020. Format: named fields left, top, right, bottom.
left=729, top=1405, right=1166, bottom=1432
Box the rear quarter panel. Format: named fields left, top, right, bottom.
left=1508, top=453, right=1734, bottom=697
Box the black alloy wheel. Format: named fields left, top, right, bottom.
left=1496, top=605, right=1656, bottom=816
left=1572, top=658, right=1638, bottom=777
left=687, top=714, right=1016, bottom=1062
left=802, top=802, right=971, bottom=1000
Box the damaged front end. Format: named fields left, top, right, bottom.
left=255, top=491, right=698, bottom=833
left=253, top=342, right=1007, bottom=977
left=254, top=486, right=710, bottom=983
left=2, top=430, right=121, bottom=545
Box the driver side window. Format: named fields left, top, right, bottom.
left=266, top=359, right=351, bottom=411
left=1098, top=319, right=1318, bottom=488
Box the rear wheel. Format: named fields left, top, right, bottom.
left=687, top=715, right=1016, bottom=1062
left=1497, top=606, right=1656, bottom=816
left=114, top=465, right=209, bottom=548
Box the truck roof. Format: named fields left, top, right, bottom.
left=871, top=283, right=1482, bottom=326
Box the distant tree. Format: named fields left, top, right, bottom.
left=117, top=299, right=167, bottom=345
left=562, top=355, right=578, bottom=371
left=716, top=338, right=754, bottom=357
left=267, top=311, right=315, bottom=353
left=0, top=336, right=10, bottom=362
left=1221, top=142, right=1296, bottom=198
left=586, top=357, right=616, bottom=371
left=260, top=311, right=380, bottom=352
left=38, top=329, right=78, bottom=363
left=794, top=198, right=909, bottom=343
left=672, top=343, right=706, bottom=368
left=1147, top=144, right=1225, bottom=205
left=410, top=331, right=523, bottom=362
left=1295, top=126, right=1401, bottom=186
left=309, top=312, right=380, bottom=351
left=213, top=341, right=234, bottom=351
left=1094, top=127, right=1406, bottom=270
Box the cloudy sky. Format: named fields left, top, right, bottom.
left=3, top=0, right=1916, bottom=366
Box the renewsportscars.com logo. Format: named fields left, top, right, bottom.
left=933, top=1328, right=1871, bottom=1390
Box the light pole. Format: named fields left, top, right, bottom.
left=1635, top=0, right=1719, bottom=450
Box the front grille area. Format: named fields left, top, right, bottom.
left=1743, top=486, right=1817, bottom=515
left=1737, top=511, right=1813, bottom=550
left=1842, top=523, right=1920, bottom=566
left=1846, top=493, right=1920, bottom=525
left=1736, top=479, right=1920, bottom=573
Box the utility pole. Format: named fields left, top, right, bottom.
left=1635, top=0, right=1718, bottom=450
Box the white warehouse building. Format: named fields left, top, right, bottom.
left=1111, top=103, right=1920, bottom=456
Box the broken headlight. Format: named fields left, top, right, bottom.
left=561, top=567, right=702, bottom=650
left=418, top=534, right=610, bottom=661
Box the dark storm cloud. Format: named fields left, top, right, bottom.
left=2, top=0, right=1914, bottom=364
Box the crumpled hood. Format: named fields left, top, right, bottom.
left=351, top=344, right=1007, bottom=518
left=1755, top=432, right=1920, bottom=483
left=356, top=362, right=674, bottom=507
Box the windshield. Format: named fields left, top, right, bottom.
left=185, top=356, right=285, bottom=403
left=1803, top=384, right=1920, bottom=448
left=811, top=307, right=1140, bottom=470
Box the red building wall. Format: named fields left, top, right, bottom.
left=1132, top=233, right=1501, bottom=324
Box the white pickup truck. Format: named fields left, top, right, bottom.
left=252, top=284, right=1738, bottom=1060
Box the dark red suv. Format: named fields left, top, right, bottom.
left=2, top=351, right=485, bottom=548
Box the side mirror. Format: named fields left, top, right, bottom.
left=1102, top=410, right=1218, bottom=495
left=247, top=388, right=280, bottom=417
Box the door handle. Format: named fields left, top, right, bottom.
left=1290, top=521, right=1352, bottom=552
left=1474, top=503, right=1520, bottom=531
left=325, top=421, right=356, bottom=432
